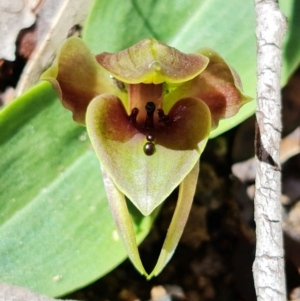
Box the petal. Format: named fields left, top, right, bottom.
left=148, top=160, right=200, bottom=279
left=96, top=38, right=209, bottom=84
left=164, top=49, right=252, bottom=129
left=86, top=94, right=210, bottom=216
left=41, top=37, right=125, bottom=124
left=102, top=160, right=200, bottom=278
left=101, top=167, right=148, bottom=276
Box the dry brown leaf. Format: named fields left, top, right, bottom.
left=15, top=0, right=93, bottom=96
left=0, top=0, right=39, bottom=61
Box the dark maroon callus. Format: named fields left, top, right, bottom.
left=143, top=142, right=155, bottom=156
left=129, top=108, right=139, bottom=124
left=146, top=134, right=155, bottom=142
left=145, top=102, right=156, bottom=129
left=158, top=109, right=170, bottom=124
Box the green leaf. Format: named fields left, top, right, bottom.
left=0, top=82, right=155, bottom=297
left=280, top=0, right=300, bottom=81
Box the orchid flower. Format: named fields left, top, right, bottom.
left=41, top=37, right=251, bottom=278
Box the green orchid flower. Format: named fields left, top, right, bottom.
left=41, top=37, right=251, bottom=278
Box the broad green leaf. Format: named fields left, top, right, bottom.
left=280, top=0, right=300, bottom=81
left=0, top=82, right=155, bottom=297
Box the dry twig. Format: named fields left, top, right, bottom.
left=253, top=0, right=287, bottom=300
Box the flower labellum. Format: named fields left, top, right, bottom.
left=41, top=37, right=251, bottom=278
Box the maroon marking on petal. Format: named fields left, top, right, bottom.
left=154, top=97, right=210, bottom=151
left=188, top=61, right=243, bottom=128
left=97, top=95, right=140, bottom=143
left=144, top=101, right=156, bottom=130
left=59, top=82, right=98, bottom=124
left=91, top=95, right=209, bottom=153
